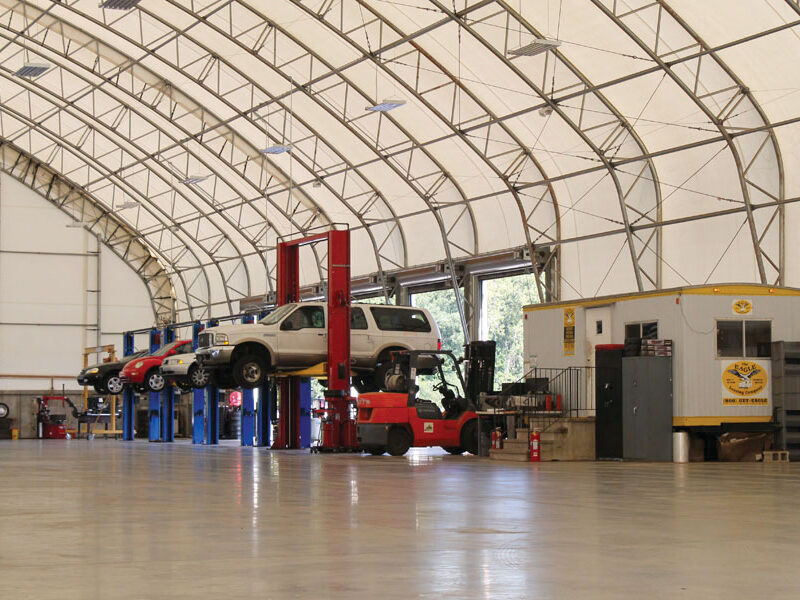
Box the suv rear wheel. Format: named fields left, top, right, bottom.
left=233, top=354, right=267, bottom=389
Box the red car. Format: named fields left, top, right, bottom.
left=120, top=340, right=193, bottom=392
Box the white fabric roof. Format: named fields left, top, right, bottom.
left=1, top=0, right=798, bottom=322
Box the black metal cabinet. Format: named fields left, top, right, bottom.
left=622, top=357, right=673, bottom=461
left=596, top=347, right=624, bottom=459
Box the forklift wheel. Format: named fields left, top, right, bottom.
left=386, top=427, right=411, bottom=456
left=365, top=447, right=385, bottom=456
left=460, top=419, right=480, bottom=455
left=442, top=446, right=464, bottom=455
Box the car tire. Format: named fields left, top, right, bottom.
left=102, top=372, right=124, bottom=395
left=233, top=354, right=267, bottom=389
left=460, top=419, right=480, bottom=455
left=386, top=427, right=411, bottom=456
left=144, top=368, right=166, bottom=393
left=188, top=364, right=210, bottom=389
left=442, top=446, right=464, bottom=455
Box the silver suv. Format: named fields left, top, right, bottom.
left=196, top=303, right=441, bottom=390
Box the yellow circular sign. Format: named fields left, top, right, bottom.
left=722, top=360, right=767, bottom=396
left=733, top=299, right=752, bottom=314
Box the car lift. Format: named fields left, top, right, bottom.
left=121, top=227, right=352, bottom=449
left=273, top=228, right=356, bottom=451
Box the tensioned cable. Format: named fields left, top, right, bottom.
left=703, top=217, right=749, bottom=284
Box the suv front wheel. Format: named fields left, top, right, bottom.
left=233, top=355, right=267, bottom=389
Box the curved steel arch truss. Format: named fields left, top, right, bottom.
left=0, top=0, right=792, bottom=319
left=0, top=140, right=176, bottom=322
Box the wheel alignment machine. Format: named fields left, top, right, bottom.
left=272, top=228, right=357, bottom=450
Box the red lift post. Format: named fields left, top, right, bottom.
left=272, top=228, right=357, bottom=451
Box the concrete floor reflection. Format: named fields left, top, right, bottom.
left=1, top=440, right=799, bottom=599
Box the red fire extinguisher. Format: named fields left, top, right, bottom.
left=530, top=430, right=541, bottom=462
left=490, top=428, right=498, bottom=449
left=496, top=428, right=503, bottom=449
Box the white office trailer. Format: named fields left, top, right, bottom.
left=522, top=285, right=800, bottom=429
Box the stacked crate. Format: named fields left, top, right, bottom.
left=624, top=338, right=673, bottom=357
left=771, top=341, right=800, bottom=460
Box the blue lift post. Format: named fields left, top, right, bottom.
left=148, top=328, right=162, bottom=442
left=240, top=314, right=256, bottom=446
left=205, top=318, right=220, bottom=445
left=255, top=309, right=271, bottom=447
left=122, top=331, right=136, bottom=441
left=191, top=322, right=205, bottom=445
left=256, top=379, right=273, bottom=447
left=160, top=325, right=176, bottom=443
left=299, top=378, right=312, bottom=448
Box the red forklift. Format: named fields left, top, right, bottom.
left=356, top=350, right=483, bottom=456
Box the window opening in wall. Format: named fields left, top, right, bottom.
left=625, top=321, right=658, bottom=340
left=479, top=272, right=539, bottom=390
left=717, top=320, right=771, bottom=358
left=410, top=288, right=463, bottom=356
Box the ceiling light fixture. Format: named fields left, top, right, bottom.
left=260, top=145, right=292, bottom=155
left=99, top=0, right=142, bottom=9
left=115, top=200, right=139, bottom=210
left=508, top=38, right=561, bottom=57
left=538, top=106, right=554, bottom=117
left=181, top=175, right=208, bottom=184
left=15, top=63, right=50, bottom=78
left=366, top=99, right=406, bottom=112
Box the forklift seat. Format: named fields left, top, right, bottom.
left=415, top=399, right=443, bottom=420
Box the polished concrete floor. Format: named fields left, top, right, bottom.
left=2, top=441, right=799, bottom=599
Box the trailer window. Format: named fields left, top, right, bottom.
left=745, top=321, right=771, bottom=357
left=625, top=321, right=658, bottom=340
left=716, top=320, right=771, bottom=358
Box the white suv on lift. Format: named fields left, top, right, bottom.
left=195, top=303, right=441, bottom=390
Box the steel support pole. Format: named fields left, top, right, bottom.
left=122, top=331, right=135, bottom=440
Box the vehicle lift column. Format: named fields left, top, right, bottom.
left=191, top=321, right=205, bottom=445
left=205, top=318, right=220, bottom=445
left=273, top=228, right=356, bottom=451
left=148, top=328, right=162, bottom=442
left=321, top=229, right=357, bottom=450
left=122, top=331, right=136, bottom=441
left=160, top=325, right=177, bottom=443
left=240, top=314, right=256, bottom=446
left=256, top=309, right=273, bottom=447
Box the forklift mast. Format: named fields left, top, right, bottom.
left=464, top=341, right=496, bottom=399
